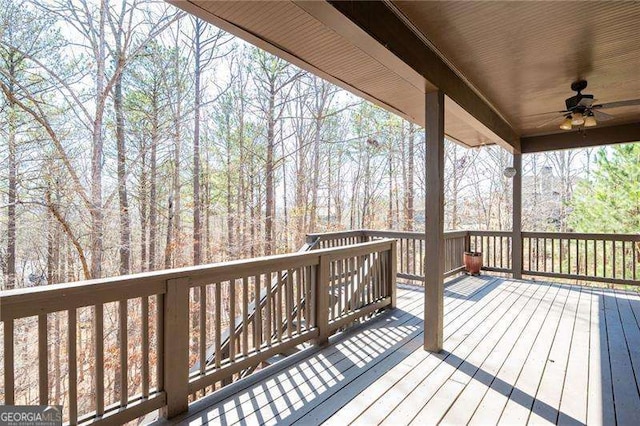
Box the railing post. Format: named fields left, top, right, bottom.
left=388, top=240, right=397, bottom=308
left=315, top=254, right=330, bottom=346
left=512, top=152, right=523, bottom=279
left=162, top=277, right=190, bottom=419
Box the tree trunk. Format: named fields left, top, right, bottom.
left=249, top=159, right=256, bottom=258
left=388, top=144, right=394, bottom=228
left=90, top=0, right=108, bottom=279
left=309, top=118, right=321, bottom=232
left=172, top=34, right=183, bottom=267
left=264, top=86, right=276, bottom=255
left=149, top=118, right=158, bottom=271
left=6, top=100, right=17, bottom=289
left=193, top=19, right=203, bottom=265
left=114, top=60, right=131, bottom=275
left=225, top=115, right=234, bottom=258
left=140, top=151, right=148, bottom=272
left=164, top=195, right=174, bottom=269
left=406, top=123, right=415, bottom=231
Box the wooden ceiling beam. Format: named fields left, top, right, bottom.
left=327, top=0, right=520, bottom=152
left=521, top=123, right=640, bottom=153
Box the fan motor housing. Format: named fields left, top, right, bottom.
left=565, top=93, right=594, bottom=111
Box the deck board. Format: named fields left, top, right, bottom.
left=603, top=288, right=640, bottom=425
left=586, top=289, right=616, bottom=425
left=557, top=287, right=591, bottom=426
left=438, top=280, right=552, bottom=425
left=385, top=279, right=530, bottom=425
left=497, top=283, right=572, bottom=424
left=407, top=278, right=548, bottom=425
left=171, top=276, right=640, bottom=426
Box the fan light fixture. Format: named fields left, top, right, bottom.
left=559, top=115, right=573, bottom=130
left=559, top=111, right=598, bottom=130
left=571, top=112, right=585, bottom=126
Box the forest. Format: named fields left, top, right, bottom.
left=1, top=0, right=638, bottom=291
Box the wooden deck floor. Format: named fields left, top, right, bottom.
left=172, top=276, right=640, bottom=425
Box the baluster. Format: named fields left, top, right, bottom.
left=337, top=259, right=343, bottom=316
left=119, top=300, right=128, bottom=407
left=305, top=267, right=312, bottom=329
left=399, top=239, right=404, bottom=275
left=412, top=239, right=417, bottom=276
left=389, top=241, right=397, bottom=308
left=286, top=270, right=293, bottom=338
left=69, top=309, right=78, bottom=425
left=419, top=238, right=423, bottom=277
left=316, top=255, right=330, bottom=345
left=253, top=274, right=262, bottom=350
left=603, top=241, right=608, bottom=278
left=242, top=277, right=249, bottom=355
left=558, top=239, right=563, bottom=274
left=585, top=240, right=589, bottom=278
left=265, top=274, right=272, bottom=347
left=346, top=255, right=353, bottom=311
left=613, top=240, right=617, bottom=279
left=296, top=268, right=302, bottom=335
left=94, top=304, right=104, bottom=415
left=38, top=314, right=48, bottom=405
left=229, top=280, right=236, bottom=361
left=156, top=294, right=165, bottom=392
left=492, top=236, right=496, bottom=268
left=366, top=253, right=372, bottom=305
left=359, top=255, right=365, bottom=309
left=371, top=252, right=378, bottom=301
left=214, top=283, right=222, bottom=366
left=594, top=239, right=597, bottom=277
left=278, top=272, right=285, bottom=341
left=200, top=286, right=207, bottom=374
left=576, top=238, right=580, bottom=276
left=483, top=236, right=487, bottom=268
left=4, top=319, right=14, bottom=405
left=141, top=297, right=149, bottom=398
left=633, top=241, right=638, bottom=282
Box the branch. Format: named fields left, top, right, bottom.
left=0, top=79, right=92, bottom=210
left=44, top=192, right=91, bottom=280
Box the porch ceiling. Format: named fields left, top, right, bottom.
left=170, top=1, right=640, bottom=153
left=393, top=1, right=640, bottom=146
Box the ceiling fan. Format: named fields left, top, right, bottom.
left=534, top=80, right=640, bottom=130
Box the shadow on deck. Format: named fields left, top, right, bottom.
left=164, top=276, right=640, bottom=426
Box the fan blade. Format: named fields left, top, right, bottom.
left=536, top=115, right=564, bottom=128
left=594, top=99, right=640, bottom=109
left=593, top=109, right=615, bottom=122
left=527, top=110, right=568, bottom=117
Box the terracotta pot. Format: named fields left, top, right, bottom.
left=464, top=251, right=482, bottom=275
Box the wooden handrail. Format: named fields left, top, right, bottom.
left=0, top=238, right=397, bottom=424
left=307, top=229, right=470, bottom=283
left=308, top=229, right=640, bottom=287
left=522, top=231, right=640, bottom=242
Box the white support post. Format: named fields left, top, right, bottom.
left=512, top=152, right=523, bottom=279
left=424, top=90, right=445, bottom=352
